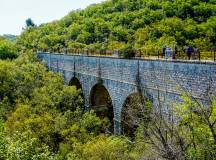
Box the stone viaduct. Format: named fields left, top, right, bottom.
left=37, top=52, right=216, bottom=134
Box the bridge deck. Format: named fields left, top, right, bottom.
left=39, top=52, right=216, bottom=65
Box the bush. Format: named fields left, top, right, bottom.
left=120, top=45, right=136, bottom=59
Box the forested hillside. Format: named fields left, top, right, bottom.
left=17, top=0, right=216, bottom=53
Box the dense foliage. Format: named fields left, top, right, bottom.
left=17, top=0, right=216, bottom=53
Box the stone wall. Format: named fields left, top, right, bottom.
left=38, top=53, right=216, bottom=134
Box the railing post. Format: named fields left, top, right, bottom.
left=211, top=50, right=212, bottom=60
left=214, top=50, right=216, bottom=62
left=198, top=51, right=201, bottom=61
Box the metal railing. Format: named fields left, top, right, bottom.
left=39, top=48, right=216, bottom=62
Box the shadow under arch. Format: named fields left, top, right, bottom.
left=69, top=77, right=82, bottom=90
left=69, top=77, right=84, bottom=101
left=90, top=83, right=114, bottom=133
left=121, top=92, right=151, bottom=138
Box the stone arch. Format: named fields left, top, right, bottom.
left=121, top=92, right=150, bottom=137
left=89, top=83, right=114, bottom=133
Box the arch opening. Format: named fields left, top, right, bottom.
left=90, top=84, right=114, bottom=133
left=121, top=93, right=151, bottom=138
left=69, top=77, right=82, bottom=90
left=69, top=77, right=84, bottom=101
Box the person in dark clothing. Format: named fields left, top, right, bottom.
left=187, top=46, right=194, bottom=60
left=162, top=45, right=166, bottom=58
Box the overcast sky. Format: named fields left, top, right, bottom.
left=0, top=0, right=104, bottom=35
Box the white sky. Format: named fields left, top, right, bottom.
left=0, top=0, right=104, bottom=35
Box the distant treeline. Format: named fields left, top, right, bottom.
left=3, top=34, right=17, bottom=42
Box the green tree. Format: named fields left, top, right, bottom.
left=176, top=94, right=216, bottom=159
left=26, top=18, right=36, bottom=27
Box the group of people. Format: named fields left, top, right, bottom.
left=162, top=46, right=177, bottom=59
left=162, top=45, right=200, bottom=60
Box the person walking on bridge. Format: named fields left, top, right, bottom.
left=165, top=47, right=173, bottom=59
left=187, top=45, right=194, bottom=60
left=173, top=44, right=177, bottom=59
left=162, top=45, right=166, bottom=58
